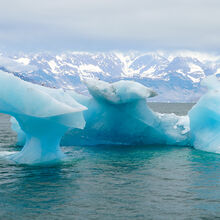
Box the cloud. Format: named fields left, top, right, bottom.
left=0, top=0, right=220, bottom=52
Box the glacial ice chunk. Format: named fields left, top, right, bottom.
left=84, top=78, right=157, bottom=104
left=189, top=75, right=220, bottom=153
left=0, top=70, right=86, bottom=164
left=10, top=77, right=191, bottom=159
left=63, top=79, right=189, bottom=146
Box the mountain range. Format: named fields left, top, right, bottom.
left=1, top=51, right=220, bottom=102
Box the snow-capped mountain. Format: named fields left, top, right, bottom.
left=1, top=51, right=220, bottom=102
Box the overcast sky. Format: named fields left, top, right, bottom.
left=0, top=0, right=220, bottom=53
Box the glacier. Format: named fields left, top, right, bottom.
left=0, top=70, right=86, bottom=164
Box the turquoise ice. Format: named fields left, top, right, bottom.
left=64, top=78, right=190, bottom=146
left=9, top=74, right=220, bottom=162
left=189, top=75, right=220, bottom=153
left=0, top=70, right=86, bottom=164
left=6, top=76, right=200, bottom=165
left=11, top=77, right=190, bottom=152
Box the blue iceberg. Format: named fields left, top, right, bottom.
left=7, top=76, right=193, bottom=164
left=0, top=70, right=86, bottom=164
left=8, top=72, right=220, bottom=163
left=189, top=75, right=220, bottom=153
left=63, top=78, right=190, bottom=146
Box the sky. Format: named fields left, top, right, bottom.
left=0, top=0, right=220, bottom=53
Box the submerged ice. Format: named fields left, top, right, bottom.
left=5, top=71, right=220, bottom=164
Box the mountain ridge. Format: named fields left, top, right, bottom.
left=1, top=51, right=220, bottom=102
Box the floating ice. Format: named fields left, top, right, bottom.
left=63, top=79, right=190, bottom=146
left=189, top=75, right=220, bottom=153
left=84, top=79, right=158, bottom=104
left=9, top=77, right=192, bottom=164
left=9, top=74, right=220, bottom=160
left=0, top=70, right=86, bottom=164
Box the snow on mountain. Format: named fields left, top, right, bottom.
left=0, top=51, right=220, bottom=102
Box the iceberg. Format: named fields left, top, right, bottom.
left=63, top=79, right=190, bottom=146
left=8, top=73, right=220, bottom=161
left=189, top=75, right=220, bottom=153
left=0, top=70, right=86, bottom=164
left=11, top=78, right=190, bottom=148
left=9, top=77, right=191, bottom=164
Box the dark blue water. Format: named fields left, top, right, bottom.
left=1, top=103, right=220, bottom=220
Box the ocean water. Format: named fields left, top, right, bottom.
left=0, top=103, right=220, bottom=219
